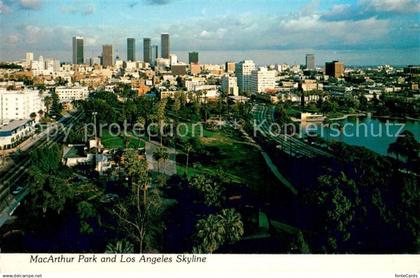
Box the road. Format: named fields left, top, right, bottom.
left=0, top=111, right=84, bottom=227
left=252, top=104, right=332, bottom=159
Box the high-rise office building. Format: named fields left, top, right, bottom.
left=161, top=33, right=170, bottom=59
left=143, top=38, right=151, bottom=63
left=189, top=52, right=199, bottom=64
left=325, top=61, right=345, bottom=78
left=127, top=38, right=136, bottom=61
left=25, top=52, right=33, bottom=67
left=221, top=75, right=239, bottom=96
left=151, top=45, right=159, bottom=65
left=225, top=61, right=235, bottom=74
left=72, top=36, right=84, bottom=64
left=235, top=60, right=256, bottom=94
left=306, top=54, right=315, bottom=70
left=102, top=45, right=114, bottom=67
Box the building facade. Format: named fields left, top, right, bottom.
left=102, top=45, right=114, bottom=67
left=250, top=67, right=276, bottom=94
left=235, top=60, right=256, bottom=94
left=189, top=52, right=199, bottom=64
left=325, top=61, right=345, bottom=78
left=55, top=86, right=89, bottom=103
left=221, top=75, right=239, bottom=96
left=143, top=38, right=151, bottom=63
left=72, top=36, right=84, bottom=65
left=0, top=89, right=44, bottom=122
left=161, top=33, right=170, bottom=59
left=306, top=54, right=315, bottom=70
left=127, top=38, right=136, bottom=61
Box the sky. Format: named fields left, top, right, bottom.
left=0, top=0, right=419, bottom=65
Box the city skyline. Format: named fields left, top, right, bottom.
left=0, top=0, right=419, bottom=65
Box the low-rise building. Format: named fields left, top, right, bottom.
left=0, top=119, right=35, bottom=149
left=55, top=86, right=89, bottom=103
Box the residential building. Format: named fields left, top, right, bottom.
left=221, top=75, right=239, bottom=96
left=250, top=67, right=276, bottom=94
left=127, top=38, right=136, bottom=61
left=235, top=60, right=256, bottom=94
left=55, top=86, right=89, bottom=103
left=0, top=89, right=44, bottom=122
left=72, top=36, right=84, bottom=64
left=171, top=64, right=188, bottom=76
left=161, top=33, right=170, bottom=59
left=170, top=54, right=178, bottom=66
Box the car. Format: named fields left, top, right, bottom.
left=12, top=186, right=24, bottom=195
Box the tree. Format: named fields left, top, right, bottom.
left=189, top=174, right=224, bottom=207
left=112, top=149, right=163, bottom=253
left=183, top=142, right=193, bottom=177
left=153, top=99, right=167, bottom=145
left=193, top=209, right=244, bottom=253
left=30, top=112, right=37, bottom=120
left=44, top=96, right=52, bottom=114
left=105, top=240, right=135, bottom=253
left=153, top=147, right=168, bottom=174
left=388, top=130, right=420, bottom=161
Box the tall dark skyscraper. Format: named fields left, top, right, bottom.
left=189, top=52, right=199, bottom=64
left=161, top=33, right=170, bottom=59
left=127, top=38, right=136, bottom=61
left=72, top=36, right=84, bottom=64
left=143, top=38, right=151, bottom=63
left=325, top=61, right=345, bottom=78
left=306, top=54, right=315, bottom=70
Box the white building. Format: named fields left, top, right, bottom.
left=185, top=77, right=206, bottom=91
left=221, top=75, right=239, bottom=96
left=170, top=54, right=178, bottom=66
left=250, top=67, right=276, bottom=94
left=55, top=86, right=89, bottom=103
left=25, top=52, right=34, bottom=68
left=235, top=60, right=256, bottom=94
left=0, top=119, right=36, bottom=149
left=0, top=89, right=44, bottom=122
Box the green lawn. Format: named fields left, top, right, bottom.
left=177, top=127, right=283, bottom=197
left=101, top=130, right=145, bottom=149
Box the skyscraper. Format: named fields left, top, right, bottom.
left=127, top=38, right=136, bottom=61
left=325, top=61, right=345, bottom=78
left=25, top=52, right=33, bottom=67
left=189, top=52, right=199, bottom=64
left=306, top=54, right=315, bottom=70
left=102, top=45, right=114, bottom=67
left=161, top=33, right=170, bottom=59
left=72, top=36, right=84, bottom=64
left=151, top=45, right=159, bottom=65
left=143, top=38, right=151, bottom=63
left=235, top=60, right=256, bottom=94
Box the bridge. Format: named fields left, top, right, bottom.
left=252, top=104, right=332, bottom=159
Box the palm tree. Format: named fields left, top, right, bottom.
left=220, top=208, right=244, bottom=243
left=44, top=96, right=52, bottom=114
left=153, top=147, right=168, bottom=174
left=193, top=214, right=226, bottom=253
left=183, top=143, right=193, bottom=177
left=388, top=130, right=420, bottom=161
left=105, top=240, right=135, bottom=253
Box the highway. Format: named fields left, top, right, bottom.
left=252, top=104, right=332, bottom=159
left=0, top=111, right=84, bottom=227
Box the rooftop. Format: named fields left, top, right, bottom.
left=0, top=119, right=33, bottom=132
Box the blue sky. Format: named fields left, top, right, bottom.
left=0, top=0, right=419, bottom=65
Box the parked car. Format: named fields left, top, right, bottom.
left=12, top=186, right=24, bottom=195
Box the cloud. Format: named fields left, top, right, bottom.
left=129, top=1, right=139, bottom=8
left=61, top=3, right=96, bottom=15
left=144, top=0, right=171, bottom=5
left=18, top=0, right=42, bottom=10
left=0, top=0, right=11, bottom=14
left=322, top=0, right=420, bottom=21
